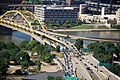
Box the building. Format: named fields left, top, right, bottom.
left=116, top=9, right=120, bottom=25
left=86, top=0, right=120, bottom=14
left=66, top=0, right=85, bottom=6
left=8, top=4, right=35, bottom=12
left=34, top=5, right=78, bottom=23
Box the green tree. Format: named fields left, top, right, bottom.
left=102, top=42, right=114, bottom=49
left=32, top=44, right=43, bottom=55
left=0, top=42, right=6, bottom=50
left=108, top=63, right=120, bottom=77
left=27, top=40, right=40, bottom=50
left=55, top=45, right=60, bottom=52
left=38, top=0, right=43, bottom=4
left=21, top=60, right=29, bottom=70
left=0, top=50, right=10, bottom=74
left=9, top=48, right=20, bottom=61
left=36, top=59, right=41, bottom=71
left=63, top=22, right=71, bottom=28
left=75, top=39, right=83, bottom=50
left=54, top=77, right=62, bottom=80
left=6, top=42, right=16, bottom=50
left=116, top=43, right=120, bottom=59
left=43, top=54, right=52, bottom=63
left=19, top=41, right=29, bottom=50
left=15, top=51, right=30, bottom=64
left=42, top=46, right=50, bottom=55
left=47, top=76, right=54, bottom=80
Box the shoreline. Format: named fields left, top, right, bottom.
left=52, top=29, right=120, bottom=32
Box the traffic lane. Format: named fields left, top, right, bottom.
left=80, top=57, right=107, bottom=80
left=79, top=60, right=102, bottom=80
left=72, top=57, right=93, bottom=80
left=84, top=54, right=120, bottom=80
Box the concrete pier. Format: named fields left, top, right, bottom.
left=0, top=25, right=12, bottom=35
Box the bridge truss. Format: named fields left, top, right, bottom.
left=0, top=10, right=45, bottom=32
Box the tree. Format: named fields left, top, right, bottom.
left=9, top=48, right=20, bottom=61
left=108, top=63, right=120, bottom=77
left=75, top=39, right=83, bottom=50
left=15, top=51, right=30, bottom=64
left=0, top=42, right=6, bottom=50
left=43, top=54, right=52, bottom=63
left=47, top=76, right=54, bottom=80
left=63, top=22, right=71, bottom=28
left=42, top=46, right=50, bottom=55
left=0, top=50, right=10, bottom=74
left=54, top=77, right=62, bottom=80
left=102, top=42, right=114, bottom=49
left=19, top=41, right=29, bottom=50
left=6, top=42, right=16, bottom=50
left=36, top=59, right=41, bottom=71
left=55, top=45, right=60, bottom=52
left=32, top=44, right=43, bottom=55
left=21, top=61, right=29, bottom=70
left=38, top=0, right=43, bottom=4
left=27, top=40, right=40, bottom=50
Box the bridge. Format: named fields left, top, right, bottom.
left=0, top=10, right=120, bottom=80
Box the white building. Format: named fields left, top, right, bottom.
left=116, top=9, right=120, bottom=25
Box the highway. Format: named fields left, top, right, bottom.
left=1, top=10, right=120, bottom=80
left=83, top=54, right=120, bottom=80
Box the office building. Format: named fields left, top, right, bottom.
left=86, top=0, right=120, bottom=14
left=34, top=5, right=78, bottom=23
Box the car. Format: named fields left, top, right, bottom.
left=94, top=66, right=97, bottom=68
left=100, top=70, right=103, bottom=72
left=76, top=62, right=78, bottom=64
left=80, top=59, right=82, bottom=61
left=91, top=70, right=93, bottom=73
left=86, top=67, right=91, bottom=70
left=84, top=63, right=88, bottom=66
left=82, top=57, right=84, bottom=59
left=90, top=63, right=93, bottom=65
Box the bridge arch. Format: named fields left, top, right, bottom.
left=0, top=10, right=45, bottom=31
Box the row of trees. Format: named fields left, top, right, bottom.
left=45, top=22, right=80, bottom=29
left=0, top=40, right=55, bottom=74
left=0, top=42, right=30, bottom=74
left=87, top=42, right=120, bottom=76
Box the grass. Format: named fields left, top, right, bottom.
left=72, top=24, right=94, bottom=29
left=97, top=26, right=110, bottom=29
left=51, top=51, right=63, bottom=58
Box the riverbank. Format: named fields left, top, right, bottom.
left=52, top=29, right=120, bottom=32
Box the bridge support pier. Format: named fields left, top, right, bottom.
left=0, top=25, right=12, bottom=35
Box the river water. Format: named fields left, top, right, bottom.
left=0, top=31, right=31, bottom=45
left=0, top=31, right=120, bottom=45
left=57, top=31, right=120, bottom=44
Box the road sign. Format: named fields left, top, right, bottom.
left=64, top=76, right=78, bottom=80
left=99, top=62, right=110, bottom=66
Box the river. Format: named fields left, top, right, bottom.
left=0, top=31, right=31, bottom=45
left=0, top=30, right=120, bottom=45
